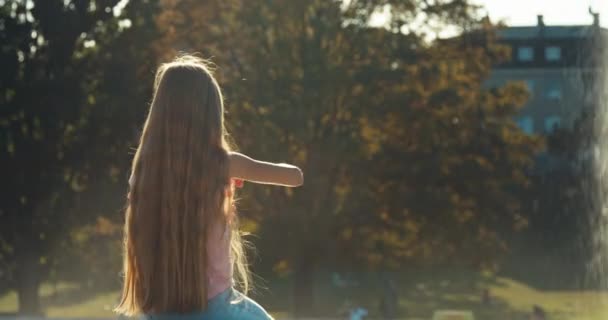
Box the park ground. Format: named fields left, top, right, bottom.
left=1, top=270, right=607, bottom=320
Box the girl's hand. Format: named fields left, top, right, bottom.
left=225, top=179, right=244, bottom=199
left=229, top=152, right=304, bottom=187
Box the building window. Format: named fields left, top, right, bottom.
left=517, top=116, right=534, bottom=134
left=545, top=46, right=561, bottom=61
left=544, top=115, right=561, bottom=133
left=517, top=46, right=534, bottom=62
left=524, top=80, right=535, bottom=96
left=546, top=82, right=562, bottom=100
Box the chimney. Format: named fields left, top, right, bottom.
left=593, top=13, right=600, bottom=27
left=589, top=7, right=600, bottom=27
left=537, top=15, right=545, bottom=27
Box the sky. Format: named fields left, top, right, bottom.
left=474, top=0, right=608, bottom=27
left=367, top=0, right=608, bottom=38
left=118, top=0, right=607, bottom=28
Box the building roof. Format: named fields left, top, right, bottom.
left=498, top=25, right=605, bottom=40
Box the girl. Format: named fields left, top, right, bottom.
left=115, top=55, right=303, bottom=320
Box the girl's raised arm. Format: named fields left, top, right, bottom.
left=228, top=152, right=303, bottom=187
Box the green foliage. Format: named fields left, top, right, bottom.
left=0, top=0, right=159, bottom=313
left=157, top=0, right=541, bottom=266
left=349, top=42, right=542, bottom=270
left=156, top=0, right=542, bottom=314
left=0, top=0, right=544, bottom=315
left=513, top=108, right=605, bottom=288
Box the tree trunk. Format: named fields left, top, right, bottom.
left=16, top=253, right=42, bottom=315
left=380, top=271, right=398, bottom=319
left=293, top=259, right=314, bottom=318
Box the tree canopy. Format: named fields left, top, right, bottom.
left=0, top=0, right=543, bottom=316
left=0, top=0, right=159, bottom=313
left=156, top=0, right=542, bottom=314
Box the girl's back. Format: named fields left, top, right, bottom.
left=114, top=55, right=302, bottom=320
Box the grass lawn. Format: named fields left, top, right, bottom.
left=1, top=274, right=607, bottom=319
left=0, top=282, right=118, bottom=318
left=489, top=277, right=608, bottom=320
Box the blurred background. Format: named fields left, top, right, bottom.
left=1, top=0, right=608, bottom=319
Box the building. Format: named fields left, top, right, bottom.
left=485, top=13, right=607, bottom=135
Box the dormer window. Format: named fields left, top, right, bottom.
left=517, top=46, right=534, bottom=62
left=545, top=46, right=561, bottom=61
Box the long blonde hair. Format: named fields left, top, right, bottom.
left=115, top=55, right=249, bottom=316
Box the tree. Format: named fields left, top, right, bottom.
left=155, top=0, right=541, bottom=316
left=349, top=32, right=542, bottom=270
left=514, top=108, right=602, bottom=287
left=152, top=0, right=542, bottom=315
left=0, top=0, right=159, bottom=313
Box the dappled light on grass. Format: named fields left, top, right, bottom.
left=0, top=283, right=117, bottom=318
left=1, top=273, right=608, bottom=319
left=490, top=278, right=608, bottom=319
